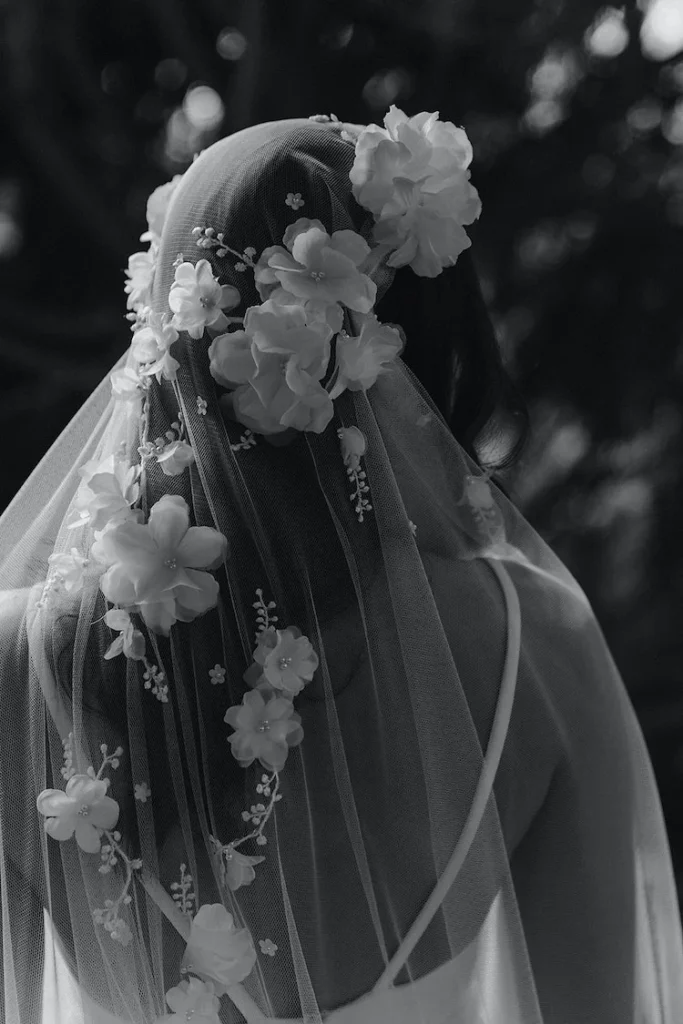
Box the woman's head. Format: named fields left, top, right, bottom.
left=147, top=117, right=526, bottom=477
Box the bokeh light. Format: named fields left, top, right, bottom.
left=640, top=0, right=683, bottom=61
left=216, top=28, right=248, bottom=61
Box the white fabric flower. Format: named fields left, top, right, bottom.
left=266, top=285, right=345, bottom=334
left=181, top=904, right=257, bottom=994
left=47, top=548, right=90, bottom=594
left=156, top=440, right=196, bottom=477
left=132, top=314, right=180, bottom=382
left=222, top=844, right=265, bottom=891
left=209, top=299, right=333, bottom=403
left=103, top=608, right=146, bottom=661
left=91, top=494, right=228, bottom=637
left=124, top=247, right=157, bottom=311
left=338, top=426, right=367, bottom=469
left=69, top=454, right=141, bottom=533
left=134, top=782, right=151, bottom=803
left=110, top=366, right=146, bottom=405
left=169, top=260, right=240, bottom=339
left=224, top=690, right=303, bottom=772
left=254, top=219, right=376, bottom=313
left=158, top=976, right=220, bottom=1024
left=252, top=626, right=318, bottom=697
left=37, top=775, right=119, bottom=854
left=350, top=105, right=481, bottom=277
left=142, top=175, right=183, bottom=244
left=231, top=370, right=334, bottom=436
left=329, top=317, right=404, bottom=399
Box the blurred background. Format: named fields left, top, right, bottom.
left=1, top=0, right=682, bottom=900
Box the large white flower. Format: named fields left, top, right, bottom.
left=254, top=219, right=376, bottom=313
left=37, top=775, right=120, bottom=854
left=350, top=105, right=481, bottom=277
left=208, top=300, right=332, bottom=392
left=329, top=316, right=403, bottom=398
left=169, top=260, right=240, bottom=340
left=69, top=455, right=141, bottom=533
left=180, top=904, right=257, bottom=994
left=91, top=494, right=228, bottom=636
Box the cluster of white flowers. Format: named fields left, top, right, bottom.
left=350, top=105, right=481, bottom=278
left=36, top=107, right=483, bottom=1022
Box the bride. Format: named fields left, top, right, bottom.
left=0, top=109, right=681, bottom=1023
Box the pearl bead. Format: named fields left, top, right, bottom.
left=164, top=558, right=177, bottom=570
left=77, top=804, right=90, bottom=817
left=257, top=721, right=271, bottom=733
left=278, top=656, right=292, bottom=670
left=310, top=270, right=325, bottom=281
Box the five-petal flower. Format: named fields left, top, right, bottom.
left=252, top=626, right=318, bottom=697
left=37, top=774, right=120, bottom=854
left=159, top=976, right=221, bottom=1024
left=224, top=690, right=303, bottom=772
left=169, top=260, right=241, bottom=339
left=91, top=494, right=228, bottom=636
left=255, top=219, right=376, bottom=313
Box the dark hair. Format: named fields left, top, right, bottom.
left=376, top=248, right=529, bottom=474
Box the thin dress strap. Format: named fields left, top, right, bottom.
left=371, top=558, right=521, bottom=992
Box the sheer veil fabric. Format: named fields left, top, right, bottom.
left=0, top=117, right=681, bottom=1024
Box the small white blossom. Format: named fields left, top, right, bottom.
left=134, top=782, right=151, bottom=803
left=285, top=192, right=305, bottom=210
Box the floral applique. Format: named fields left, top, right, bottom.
left=37, top=743, right=142, bottom=947
left=285, top=192, right=305, bottom=210
left=138, top=412, right=195, bottom=478
left=338, top=426, right=372, bottom=523
left=252, top=587, right=279, bottom=644
left=193, top=226, right=258, bottom=275
left=196, top=396, right=208, bottom=415
left=209, top=664, right=226, bottom=685
left=134, top=781, right=151, bottom=802
left=229, top=428, right=258, bottom=453
left=259, top=938, right=278, bottom=956
left=160, top=976, right=221, bottom=1024
left=171, top=863, right=197, bottom=918
left=457, top=473, right=506, bottom=546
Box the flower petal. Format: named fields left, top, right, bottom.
left=37, top=789, right=73, bottom=817
left=147, top=495, right=190, bottom=550
left=74, top=821, right=104, bottom=854
left=45, top=816, right=77, bottom=842
left=177, top=527, right=228, bottom=570
left=89, top=795, right=120, bottom=831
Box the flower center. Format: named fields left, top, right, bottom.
left=309, top=270, right=326, bottom=281
left=278, top=656, right=292, bottom=670
left=164, top=558, right=178, bottom=570
left=257, top=719, right=271, bottom=733
left=77, top=804, right=91, bottom=817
